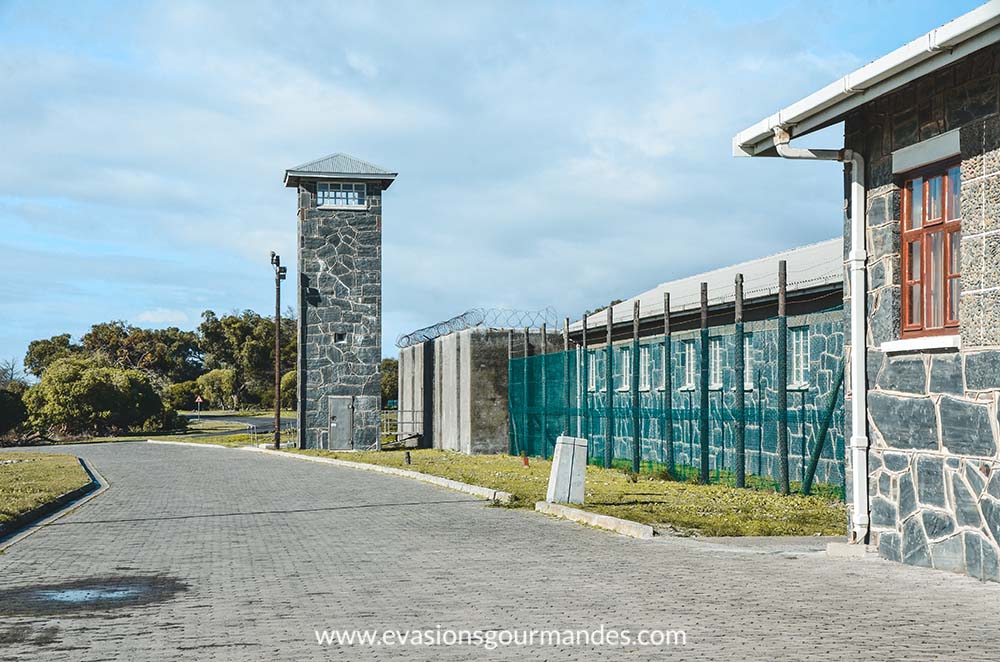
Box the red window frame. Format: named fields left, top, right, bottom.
left=901, top=160, right=961, bottom=338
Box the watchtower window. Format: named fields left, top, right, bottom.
left=317, top=182, right=366, bottom=208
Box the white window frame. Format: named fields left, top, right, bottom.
left=790, top=327, right=809, bottom=388
left=617, top=346, right=631, bottom=391
left=708, top=338, right=723, bottom=389
left=681, top=341, right=696, bottom=390
left=316, top=181, right=367, bottom=208
left=639, top=345, right=651, bottom=391
left=743, top=335, right=754, bottom=390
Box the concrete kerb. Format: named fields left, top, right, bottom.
left=0, top=457, right=109, bottom=552
left=534, top=501, right=655, bottom=539
left=241, top=447, right=516, bottom=505
left=146, top=439, right=231, bottom=449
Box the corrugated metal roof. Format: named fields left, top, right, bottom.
left=570, top=238, right=843, bottom=331
left=287, top=152, right=396, bottom=176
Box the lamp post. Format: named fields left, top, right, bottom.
left=270, top=251, right=287, bottom=448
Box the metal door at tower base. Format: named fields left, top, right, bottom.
left=328, top=395, right=354, bottom=450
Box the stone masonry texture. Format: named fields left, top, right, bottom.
left=297, top=180, right=382, bottom=450
left=844, top=42, right=1000, bottom=580
left=5, top=442, right=1000, bottom=661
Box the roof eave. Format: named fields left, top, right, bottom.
left=283, top=170, right=399, bottom=188
left=733, top=2, right=1000, bottom=157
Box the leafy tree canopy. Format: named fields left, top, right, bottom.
left=22, top=356, right=171, bottom=436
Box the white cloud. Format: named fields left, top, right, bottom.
left=3, top=0, right=962, bottom=361
left=135, top=308, right=191, bottom=325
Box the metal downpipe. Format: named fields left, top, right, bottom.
left=772, top=127, right=870, bottom=544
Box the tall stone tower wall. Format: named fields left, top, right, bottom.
left=297, top=181, right=383, bottom=450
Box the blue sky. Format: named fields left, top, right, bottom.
left=0, top=0, right=986, bottom=366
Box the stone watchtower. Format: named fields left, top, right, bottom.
left=284, top=153, right=396, bottom=450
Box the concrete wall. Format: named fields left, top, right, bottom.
left=397, top=328, right=544, bottom=454
left=845, top=42, right=1000, bottom=580
left=297, top=180, right=383, bottom=450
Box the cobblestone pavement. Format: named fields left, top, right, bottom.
left=2, top=442, right=1000, bottom=661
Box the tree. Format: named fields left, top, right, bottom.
left=24, top=334, right=82, bottom=377
left=196, top=368, right=238, bottom=409
left=280, top=370, right=296, bottom=409
left=198, top=310, right=296, bottom=406
left=163, top=380, right=199, bottom=411
left=22, top=356, right=170, bottom=436
left=381, top=358, right=398, bottom=408
left=0, top=389, right=26, bottom=436
left=81, top=322, right=202, bottom=385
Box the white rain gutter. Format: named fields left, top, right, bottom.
left=772, top=127, right=870, bottom=543
left=734, top=1, right=1000, bottom=157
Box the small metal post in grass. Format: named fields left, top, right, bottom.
left=604, top=302, right=614, bottom=469
left=699, top=282, right=710, bottom=484
left=662, top=292, right=674, bottom=475
left=777, top=259, right=790, bottom=495
left=734, top=273, right=746, bottom=488
left=631, top=300, right=641, bottom=475
left=563, top=317, right=571, bottom=435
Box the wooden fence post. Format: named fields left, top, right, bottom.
left=662, top=292, right=674, bottom=475
left=734, top=273, right=746, bottom=488
left=563, top=317, right=571, bottom=435
left=581, top=314, right=589, bottom=441
left=522, top=327, right=529, bottom=457
left=699, top=282, right=710, bottom=484
left=507, top=329, right=514, bottom=455
left=604, top=302, right=614, bottom=469
left=631, top=300, right=641, bottom=474
left=777, top=260, right=790, bottom=495
left=540, top=322, right=548, bottom=458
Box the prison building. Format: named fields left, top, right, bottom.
left=735, top=3, right=1000, bottom=580
left=507, top=239, right=847, bottom=490
left=286, top=153, right=396, bottom=450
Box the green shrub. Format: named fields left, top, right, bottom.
left=280, top=370, right=296, bottom=409
left=0, top=389, right=27, bottom=435
left=23, top=356, right=169, bottom=436
left=195, top=368, right=237, bottom=409
left=163, top=380, right=199, bottom=411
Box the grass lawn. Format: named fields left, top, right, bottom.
left=46, top=419, right=244, bottom=445
left=0, top=452, right=92, bottom=524
left=288, top=448, right=846, bottom=537
left=147, top=430, right=298, bottom=448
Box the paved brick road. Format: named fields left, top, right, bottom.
left=2, top=442, right=999, bottom=661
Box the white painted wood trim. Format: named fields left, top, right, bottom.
left=880, top=335, right=961, bottom=354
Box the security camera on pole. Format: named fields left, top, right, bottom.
left=270, top=251, right=287, bottom=449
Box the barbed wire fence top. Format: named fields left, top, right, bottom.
left=395, top=307, right=561, bottom=348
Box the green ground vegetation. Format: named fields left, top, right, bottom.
left=0, top=452, right=92, bottom=523
left=287, top=448, right=846, bottom=537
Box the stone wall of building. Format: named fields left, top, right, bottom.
left=844, top=42, right=1000, bottom=579
left=297, top=182, right=383, bottom=450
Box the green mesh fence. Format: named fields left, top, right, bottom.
left=509, top=338, right=846, bottom=499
